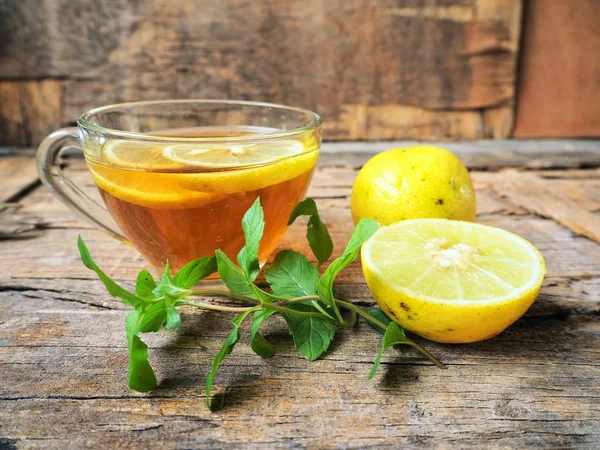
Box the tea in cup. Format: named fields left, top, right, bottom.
left=37, top=100, right=321, bottom=270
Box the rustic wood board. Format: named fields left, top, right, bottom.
left=0, top=80, right=62, bottom=147
left=0, top=0, right=522, bottom=144
left=1, top=146, right=599, bottom=448
left=0, top=156, right=40, bottom=203
left=513, top=0, right=600, bottom=137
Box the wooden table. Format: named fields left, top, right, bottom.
left=1, top=141, right=599, bottom=449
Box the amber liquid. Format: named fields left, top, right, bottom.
left=87, top=129, right=318, bottom=271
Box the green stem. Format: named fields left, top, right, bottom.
left=178, top=296, right=332, bottom=320
left=264, top=303, right=334, bottom=320
left=404, top=341, right=447, bottom=369
left=189, top=289, right=261, bottom=304
left=176, top=300, right=252, bottom=313
left=335, top=299, right=388, bottom=330
left=339, top=309, right=357, bottom=328
left=334, top=298, right=446, bottom=369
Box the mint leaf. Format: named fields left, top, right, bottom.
left=283, top=304, right=337, bottom=361
left=153, top=262, right=190, bottom=298
left=216, top=250, right=256, bottom=298
left=250, top=309, right=276, bottom=358
left=369, top=322, right=411, bottom=379
left=126, top=309, right=157, bottom=392
left=366, top=308, right=392, bottom=334
left=78, top=236, right=143, bottom=307
left=288, top=198, right=333, bottom=266
left=139, top=302, right=168, bottom=332
left=264, top=250, right=318, bottom=298
left=165, top=305, right=181, bottom=330
left=237, top=197, right=264, bottom=281
left=316, top=218, right=379, bottom=317
left=172, top=256, right=217, bottom=289
left=136, top=270, right=157, bottom=299
left=206, top=309, right=255, bottom=408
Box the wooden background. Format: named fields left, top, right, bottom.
left=0, top=0, right=598, bottom=146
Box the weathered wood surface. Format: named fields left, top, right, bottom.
left=1, top=142, right=600, bottom=448
left=513, top=0, right=600, bottom=138
left=0, top=0, right=522, bottom=144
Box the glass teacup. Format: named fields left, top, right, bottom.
left=37, top=100, right=321, bottom=270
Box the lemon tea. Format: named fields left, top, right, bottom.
left=37, top=100, right=322, bottom=272
left=86, top=128, right=319, bottom=270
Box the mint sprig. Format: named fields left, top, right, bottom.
left=78, top=196, right=445, bottom=409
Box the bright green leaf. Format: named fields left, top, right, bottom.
left=250, top=309, right=277, bottom=358
left=216, top=250, right=256, bottom=298
left=126, top=310, right=157, bottom=392
left=369, top=322, right=409, bottom=379
left=264, top=250, right=318, bottom=298
left=316, top=218, right=379, bottom=318
left=153, top=262, right=190, bottom=298
left=136, top=270, right=157, bottom=299
left=165, top=305, right=182, bottom=330
left=288, top=198, right=333, bottom=266
left=366, top=308, right=392, bottom=334
left=78, top=236, right=142, bottom=307
left=172, top=256, right=217, bottom=289
left=283, top=304, right=337, bottom=361
left=139, top=302, right=167, bottom=333
left=205, top=309, right=255, bottom=409
left=237, top=197, right=265, bottom=281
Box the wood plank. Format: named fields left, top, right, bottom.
left=513, top=0, right=600, bottom=137
left=320, top=139, right=600, bottom=170
left=0, top=0, right=522, bottom=143
left=0, top=156, right=40, bottom=204
left=0, top=80, right=62, bottom=146
left=489, top=170, right=600, bottom=243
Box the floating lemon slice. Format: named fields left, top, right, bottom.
left=103, top=140, right=184, bottom=170
left=162, top=140, right=305, bottom=168
left=92, top=139, right=318, bottom=207
left=90, top=167, right=224, bottom=209
left=361, top=219, right=546, bottom=343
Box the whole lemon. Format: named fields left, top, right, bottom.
left=351, top=146, right=476, bottom=225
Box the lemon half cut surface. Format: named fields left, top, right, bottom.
left=362, top=219, right=546, bottom=343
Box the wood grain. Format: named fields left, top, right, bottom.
left=513, top=0, right=600, bottom=137
left=0, top=147, right=599, bottom=448
left=0, top=0, right=522, bottom=143
left=489, top=170, right=600, bottom=243
left=0, top=156, right=40, bottom=204
left=0, top=80, right=62, bottom=146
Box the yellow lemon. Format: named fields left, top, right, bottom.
left=351, top=146, right=476, bottom=225
left=361, top=219, right=546, bottom=343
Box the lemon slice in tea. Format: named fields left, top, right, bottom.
left=361, top=219, right=546, bottom=343
left=162, top=139, right=318, bottom=194
left=162, top=140, right=305, bottom=168
left=91, top=141, right=223, bottom=208
left=103, top=140, right=184, bottom=170
left=94, top=138, right=318, bottom=205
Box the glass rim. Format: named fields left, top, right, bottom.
left=77, top=99, right=322, bottom=143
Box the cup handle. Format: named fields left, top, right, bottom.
left=36, top=127, right=129, bottom=244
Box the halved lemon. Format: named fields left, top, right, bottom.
left=163, top=140, right=305, bottom=168
left=361, top=219, right=546, bottom=343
